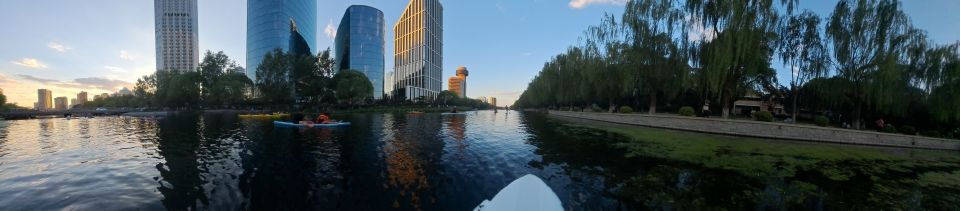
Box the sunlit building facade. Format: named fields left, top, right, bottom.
left=154, top=0, right=199, bottom=72
left=392, top=0, right=443, bottom=100
left=37, top=89, right=52, bottom=110
left=447, top=66, right=468, bottom=98
left=77, top=91, right=88, bottom=106
left=336, top=5, right=386, bottom=99
left=246, top=0, right=317, bottom=80
left=54, top=97, right=68, bottom=110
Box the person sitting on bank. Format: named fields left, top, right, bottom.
left=316, top=112, right=336, bottom=124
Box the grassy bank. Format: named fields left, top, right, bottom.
left=551, top=116, right=960, bottom=208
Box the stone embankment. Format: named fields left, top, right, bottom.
left=550, top=111, right=960, bottom=151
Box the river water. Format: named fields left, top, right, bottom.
left=0, top=111, right=957, bottom=210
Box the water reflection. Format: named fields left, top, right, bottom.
left=0, top=111, right=957, bottom=210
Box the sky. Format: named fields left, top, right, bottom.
left=1, top=0, right=958, bottom=107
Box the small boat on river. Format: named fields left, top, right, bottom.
left=272, top=121, right=351, bottom=128
left=240, top=113, right=290, bottom=119
left=474, top=174, right=563, bottom=211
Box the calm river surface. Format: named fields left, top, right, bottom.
left=0, top=111, right=958, bottom=210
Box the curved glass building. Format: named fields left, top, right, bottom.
left=246, top=0, right=317, bottom=80
left=335, top=5, right=385, bottom=99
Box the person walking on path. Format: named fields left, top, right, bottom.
left=875, top=118, right=885, bottom=132
left=702, top=100, right=711, bottom=117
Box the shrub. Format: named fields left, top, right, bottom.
left=679, top=106, right=695, bottom=117
left=920, top=130, right=942, bottom=138
left=899, top=125, right=916, bottom=135
left=814, top=116, right=830, bottom=127
left=882, top=124, right=898, bottom=133
left=619, top=106, right=633, bottom=113
left=591, top=104, right=603, bottom=112
left=753, top=111, right=774, bottom=122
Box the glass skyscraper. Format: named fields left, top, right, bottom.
left=335, top=5, right=386, bottom=99
left=246, top=0, right=317, bottom=80
left=393, top=0, right=443, bottom=100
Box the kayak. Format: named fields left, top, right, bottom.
left=240, top=113, right=290, bottom=119
left=474, top=174, right=563, bottom=211
left=273, top=121, right=351, bottom=128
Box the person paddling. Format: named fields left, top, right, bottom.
left=316, top=112, right=336, bottom=124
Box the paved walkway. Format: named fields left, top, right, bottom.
left=550, top=111, right=960, bottom=151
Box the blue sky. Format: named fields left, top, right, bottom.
left=1, top=0, right=958, bottom=107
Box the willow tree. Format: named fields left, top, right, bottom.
left=685, top=0, right=792, bottom=118
left=778, top=10, right=830, bottom=123
left=621, top=0, right=688, bottom=114
left=826, top=0, right=911, bottom=129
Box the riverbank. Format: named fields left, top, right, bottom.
left=550, top=111, right=960, bottom=151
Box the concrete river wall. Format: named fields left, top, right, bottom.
left=550, top=111, right=960, bottom=151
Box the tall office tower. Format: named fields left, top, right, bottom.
left=154, top=0, right=199, bottom=72
left=336, top=5, right=386, bottom=99
left=490, top=97, right=497, bottom=107
left=54, top=97, right=68, bottom=110
left=247, top=0, right=317, bottom=80
left=447, top=66, right=468, bottom=98
left=37, top=89, right=52, bottom=110
left=77, top=91, right=88, bottom=106
left=393, top=0, right=443, bottom=100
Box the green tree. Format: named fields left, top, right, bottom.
left=0, top=92, right=6, bottom=107
left=620, top=0, right=688, bottom=114
left=685, top=0, right=792, bottom=118
left=198, top=50, right=247, bottom=107
left=436, top=90, right=458, bottom=106
left=826, top=0, right=912, bottom=129
left=255, top=49, right=294, bottom=105
left=778, top=10, right=831, bottom=122
left=333, top=69, right=373, bottom=106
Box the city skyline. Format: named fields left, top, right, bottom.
left=1, top=0, right=959, bottom=107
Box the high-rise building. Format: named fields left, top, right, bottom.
left=392, top=0, right=443, bottom=100
left=490, top=97, right=497, bottom=107
left=77, top=91, right=88, bottom=106
left=154, top=0, right=199, bottom=72
left=246, top=0, right=317, bottom=80
left=384, top=71, right=395, bottom=97
left=54, top=97, right=68, bottom=110
left=447, top=66, right=468, bottom=98
left=70, top=98, right=77, bottom=107
left=37, top=89, right=52, bottom=110
left=336, top=5, right=386, bottom=99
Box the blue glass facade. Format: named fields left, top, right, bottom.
left=335, top=5, right=385, bottom=99
left=246, top=0, right=317, bottom=80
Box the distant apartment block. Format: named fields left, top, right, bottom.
left=77, top=91, right=88, bottom=106
left=447, top=66, right=468, bottom=98
left=392, top=0, right=443, bottom=100
left=154, top=0, right=199, bottom=72
left=54, top=97, right=68, bottom=110
left=37, top=89, right=52, bottom=110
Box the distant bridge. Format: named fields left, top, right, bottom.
left=0, top=109, right=138, bottom=119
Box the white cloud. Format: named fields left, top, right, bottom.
left=568, top=0, right=627, bottom=9
left=11, top=58, right=48, bottom=69
left=324, top=20, right=337, bottom=39
left=47, top=42, right=70, bottom=53
left=104, top=66, right=127, bottom=73
left=119, top=50, right=135, bottom=61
